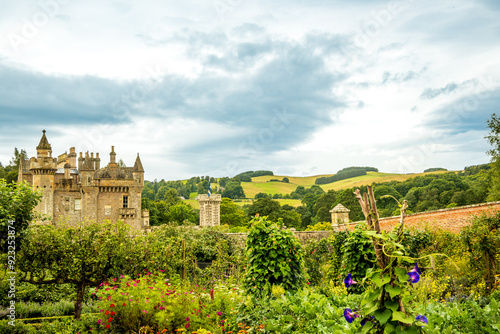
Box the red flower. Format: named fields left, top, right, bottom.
left=105, top=310, right=109, bottom=315
left=210, top=289, right=214, bottom=300
left=111, top=311, right=116, bottom=316
left=122, top=303, right=126, bottom=306
left=110, top=303, right=115, bottom=308
left=108, top=317, right=113, bottom=322
left=106, top=325, right=110, bottom=329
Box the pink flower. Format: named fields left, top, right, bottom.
left=97, top=319, right=102, bottom=325
left=217, top=311, right=222, bottom=316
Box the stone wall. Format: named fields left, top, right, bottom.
left=226, top=230, right=333, bottom=248
left=337, top=201, right=500, bottom=233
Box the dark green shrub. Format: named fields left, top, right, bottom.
left=242, top=217, right=306, bottom=296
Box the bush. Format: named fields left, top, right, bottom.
left=242, top=217, right=306, bottom=297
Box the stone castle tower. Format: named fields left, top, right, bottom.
left=19, top=130, right=149, bottom=230
left=198, top=194, right=222, bottom=227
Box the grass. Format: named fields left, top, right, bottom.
left=182, top=170, right=454, bottom=202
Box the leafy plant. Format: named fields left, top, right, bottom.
left=242, top=216, right=306, bottom=297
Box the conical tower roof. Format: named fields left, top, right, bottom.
left=133, top=153, right=144, bottom=172
left=331, top=203, right=350, bottom=213
left=36, top=130, right=51, bottom=150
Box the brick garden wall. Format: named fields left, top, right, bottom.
left=338, top=201, right=500, bottom=233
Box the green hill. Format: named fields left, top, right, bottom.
left=240, top=171, right=451, bottom=198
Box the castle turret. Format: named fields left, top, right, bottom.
left=36, top=129, right=52, bottom=158
left=132, top=153, right=145, bottom=185
left=30, top=130, right=58, bottom=220
left=80, top=152, right=95, bottom=186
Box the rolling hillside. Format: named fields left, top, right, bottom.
left=240, top=171, right=452, bottom=198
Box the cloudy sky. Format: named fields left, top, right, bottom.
left=0, top=0, right=499, bottom=180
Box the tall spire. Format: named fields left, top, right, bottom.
left=37, top=129, right=51, bottom=150
left=133, top=153, right=144, bottom=172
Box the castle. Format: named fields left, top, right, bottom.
left=19, top=130, right=149, bottom=229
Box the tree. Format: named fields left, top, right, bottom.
left=220, top=198, right=248, bottom=226
left=221, top=180, right=245, bottom=199
left=0, top=179, right=41, bottom=251
left=166, top=202, right=198, bottom=225
left=247, top=197, right=281, bottom=218
left=486, top=113, right=500, bottom=201
left=17, top=221, right=139, bottom=319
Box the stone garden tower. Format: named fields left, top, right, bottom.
left=198, top=194, right=222, bottom=227
left=330, top=203, right=350, bottom=227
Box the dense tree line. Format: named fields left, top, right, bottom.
left=315, top=166, right=378, bottom=185
left=315, top=169, right=367, bottom=185
left=423, top=167, right=448, bottom=173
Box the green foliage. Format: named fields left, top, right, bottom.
left=315, top=169, right=367, bottom=185
left=243, top=217, right=306, bottom=297
left=236, top=170, right=274, bottom=178
left=424, top=167, right=448, bottom=173
left=0, top=179, right=41, bottom=250
left=165, top=201, right=198, bottom=225
left=338, top=225, right=376, bottom=294
left=461, top=211, right=500, bottom=290
left=233, top=289, right=357, bottom=333
left=305, top=221, right=333, bottom=231
left=220, top=198, right=248, bottom=226
left=16, top=220, right=139, bottom=319
left=247, top=198, right=302, bottom=229
left=222, top=179, right=246, bottom=199
left=303, top=238, right=333, bottom=285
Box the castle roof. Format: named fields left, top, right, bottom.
left=133, top=153, right=144, bottom=172
left=80, top=153, right=95, bottom=171
left=96, top=165, right=133, bottom=179
left=36, top=130, right=52, bottom=150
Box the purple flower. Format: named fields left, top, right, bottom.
left=344, top=273, right=357, bottom=289
left=408, top=263, right=421, bottom=283
left=344, top=308, right=359, bottom=323
left=415, top=315, right=428, bottom=326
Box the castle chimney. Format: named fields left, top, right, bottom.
left=110, top=146, right=116, bottom=164
left=78, top=152, right=83, bottom=170
left=68, top=147, right=77, bottom=168
left=64, top=158, right=71, bottom=179
left=95, top=153, right=100, bottom=170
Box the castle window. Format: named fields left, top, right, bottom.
left=75, top=199, right=81, bottom=211
left=123, top=195, right=129, bottom=208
